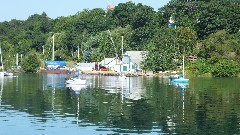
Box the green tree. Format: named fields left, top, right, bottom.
left=1, top=41, right=15, bottom=70
left=176, top=26, right=197, bottom=55
left=199, top=30, right=231, bottom=63
left=189, top=58, right=211, bottom=76
left=111, top=1, right=138, bottom=27
left=21, top=51, right=41, bottom=73
left=75, top=8, right=109, bottom=35
left=142, top=28, right=176, bottom=71
left=211, top=59, right=240, bottom=77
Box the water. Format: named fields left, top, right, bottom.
left=0, top=73, right=240, bottom=135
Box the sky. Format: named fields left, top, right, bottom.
left=0, top=0, right=170, bottom=22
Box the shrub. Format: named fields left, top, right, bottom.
left=211, top=59, right=240, bottom=77
left=21, top=51, right=41, bottom=73
left=189, top=58, right=211, bottom=76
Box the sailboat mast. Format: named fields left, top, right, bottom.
left=108, top=30, right=118, bottom=65
left=121, top=36, right=123, bottom=59
left=183, top=54, right=184, bottom=78
left=0, top=45, right=3, bottom=71
left=52, top=34, right=55, bottom=61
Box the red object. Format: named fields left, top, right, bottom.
left=100, top=67, right=107, bottom=71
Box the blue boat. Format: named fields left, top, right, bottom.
left=171, top=53, right=189, bottom=83
left=172, top=78, right=189, bottom=83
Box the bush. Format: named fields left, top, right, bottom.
left=189, top=58, right=211, bottom=76
left=211, top=59, right=240, bottom=77
left=21, top=51, right=41, bottom=73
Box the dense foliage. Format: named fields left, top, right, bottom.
left=211, top=59, right=240, bottom=77
left=21, top=51, right=41, bottom=73
left=0, top=0, right=240, bottom=76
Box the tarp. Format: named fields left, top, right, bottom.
left=44, top=61, right=66, bottom=67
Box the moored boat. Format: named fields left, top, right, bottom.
left=41, top=68, right=70, bottom=74
left=4, top=72, right=13, bottom=76
left=66, top=78, right=86, bottom=85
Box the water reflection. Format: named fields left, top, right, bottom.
left=43, top=73, right=67, bottom=90
left=0, top=77, right=3, bottom=105
left=0, top=76, right=15, bottom=106
left=1, top=74, right=240, bottom=134
left=66, top=84, right=87, bottom=95
left=90, top=76, right=146, bottom=101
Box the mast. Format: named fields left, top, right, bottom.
left=121, top=36, right=123, bottom=59
left=77, top=44, right=79, bottom=60
left=108, top=30, right=118, bottom=65
left=52, top=34, right=55, bottom=61
left=16, top=53, right=18, bottom=67
left=183, top=54, right=185, bottom=78
left=0, top=44, right=3, bottom=71
left=183, top=47, right=186, bottom=78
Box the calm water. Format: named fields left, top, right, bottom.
left=0, top=73, right=240, bottom=135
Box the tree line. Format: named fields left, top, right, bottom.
left=0, top=0, right=240, bottom=76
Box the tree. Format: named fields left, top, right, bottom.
left=211, top=59, right=240, bottom=77
left=1, top=41, right=15, bottom=70
left=176, top=26, right=197, bottom=55
left=21, top=51, right=41, bottom=73
left=199, top=30, right=232, bottom=63
left=111, top=1, right=138, bottom=27
left=142, top=28, right=176, bottom=71
left=75, top=8, right=109, bottom=35
left=129, top=3, right=158, bottom=50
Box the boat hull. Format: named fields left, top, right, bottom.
left=41, top=69, right=70, bottom=74
left=171, top=78, right=189, bottom=83
left=4, top=72, right=13, bottom=76
left=66, top=78, right=86, bottom=85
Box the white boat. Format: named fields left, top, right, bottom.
left=66, top=78, right=86, bottom=85
left=4, top=72, right=13, bottom=76
left=0, top=45, right=13, bottom=77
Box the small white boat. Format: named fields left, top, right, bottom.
left=66, top=78, right=86, bottom=85
left=4, top=72, right=13, bottom=76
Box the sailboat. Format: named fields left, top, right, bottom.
left=0, top=45, right=4, bottom=77
left=0, top=45, right=13, bottom=77
left=171, top=53, right=189, bottom=83
left=40, top=34, right=69, bottom=74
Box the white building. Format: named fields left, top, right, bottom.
left=75, top=62, right=95, bottom=71
left=99, top=51, right=146, bottom=73
left=99, top=58, right=121, bottom=71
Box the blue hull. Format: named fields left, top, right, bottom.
left=171, top=78, right=189, bottom=83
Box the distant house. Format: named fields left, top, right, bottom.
left=99, top=58, right=121, bottom=71
left=98, top=51, right=146, bottom=73
left=121, top=51, right=146, bottom=72
left=75, top=62, right=95, bottom=71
